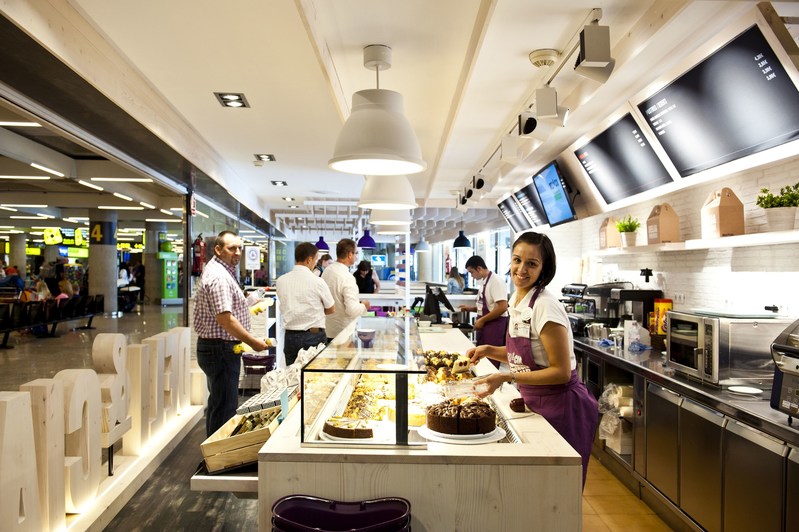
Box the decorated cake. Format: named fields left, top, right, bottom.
left=323, top=416, right=374, bottom=439
left=426, top=398, right=496, bottom=435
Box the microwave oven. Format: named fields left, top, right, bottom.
left=665, top=310, right=791, bottom=385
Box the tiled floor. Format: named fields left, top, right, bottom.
left=584, top=456, right=672, bottom=531
left=2, top=303, right=673, bottom=530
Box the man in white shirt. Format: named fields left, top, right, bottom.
left=322, top=238, right=370, bottom=341
left=276, top=242, right=336, bottom=365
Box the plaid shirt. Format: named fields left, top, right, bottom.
left=193, top=255, right=250, bottom=339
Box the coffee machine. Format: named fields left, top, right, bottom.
left=584, top=282, right=663, bottom=328
left=560, top=283, right=595, bottom=335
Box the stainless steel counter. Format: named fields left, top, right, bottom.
left=574, top=337, right=799, bottom=447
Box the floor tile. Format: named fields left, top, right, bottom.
left=584, top=494, right=655, bottom=516
left=598, top=512, right=673, bottom=531
left=584, top=478, right=636, bottom=497
left=582, top=498, right=597, bottom=515
left=583, top=514, right=612, bottom=532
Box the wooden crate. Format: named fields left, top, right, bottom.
left=201, top=406, right=280, bottom=472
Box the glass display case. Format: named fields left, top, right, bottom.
left=301, top=316, right=429, bottom=447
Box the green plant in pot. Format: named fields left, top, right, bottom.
left=756, top=182, right=799, bottom=232
left=615, top=215, right=640, bottom=247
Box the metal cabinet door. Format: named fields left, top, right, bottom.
left=645, top=382, right=681, bottom=504
left=723, top=420, right=787, bottom=532
left=679, top=398, right=724, bottom=532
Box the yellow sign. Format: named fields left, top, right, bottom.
left=43, top=228, right=63, bottom=245
left=25, top=247, right=42, bottom=256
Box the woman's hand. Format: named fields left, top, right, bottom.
left=473, top=316, right=485, bottom=330
left=473, top=373, right=508, bottom=398
left=466, top=345, right=490, bottom=365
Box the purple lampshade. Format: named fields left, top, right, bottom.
left=357, top=229, right=377, bottom=249
left=315, top=236, right=330, bottom=251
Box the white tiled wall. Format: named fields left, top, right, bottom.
left=533, top=156, right=799, bottom=317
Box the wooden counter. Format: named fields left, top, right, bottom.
left=257, top=328, right=583, bottom=531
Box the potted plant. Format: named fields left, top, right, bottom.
left=756, top=182, right=799, bottom=231
left=615, top=215, right=640, bottom=247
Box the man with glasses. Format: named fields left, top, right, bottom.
left=322, top=238, right=371, bottom=342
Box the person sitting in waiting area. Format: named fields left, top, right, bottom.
left=58, top=273, right=74, bottom=298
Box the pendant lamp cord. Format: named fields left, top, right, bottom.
left=375, top=66, right=380, bottom=89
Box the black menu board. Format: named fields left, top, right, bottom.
left=638, top=25, right=799, bottom=176
left=513, top=183, right=547, bottom=227
left=574, top=113, right=672, bottom=204
left=497, top=196, right=532, bottom=233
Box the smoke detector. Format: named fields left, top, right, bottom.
left=529, top=49, right=559, bottom=68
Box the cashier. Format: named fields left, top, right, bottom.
left=466, top=232, right=598, bottom=487
left=459, top=256, right=508, bottom=366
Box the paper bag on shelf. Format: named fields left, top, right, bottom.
left=701, top=187, right=744, bottom=238
left=599, top=217, right=621, bottom=249
left=646, top=203, right=681, bottom=244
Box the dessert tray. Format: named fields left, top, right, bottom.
left=417, top=425, right=506, bottom=445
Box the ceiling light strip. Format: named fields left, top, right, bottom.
left=30, top=162, right=64, bottom=177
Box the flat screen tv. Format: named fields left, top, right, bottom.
left=497, top=196, right=532, bottom=233
left=574, top=113, right=673, bottom=204
left=637, top=25, right=799, bottom=176
left=512, top=183, right=547, bottom=227
left=531, top=161, right=577, bottom=226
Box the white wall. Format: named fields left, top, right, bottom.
left=531, top=156, right=799, bottom=317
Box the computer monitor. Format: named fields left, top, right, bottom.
left=422, top=285, right=455, bottom=324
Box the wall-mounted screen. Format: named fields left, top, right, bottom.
left=574, top=113, right=673, bottom=204
left=513, top=183, right=547, bottom=227
left=638, top=25, right=799, bottom=176
left=531, top=161, right=577, bottom=226
left=497, top=196, right=532, bottom=233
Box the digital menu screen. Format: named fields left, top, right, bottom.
left=513, top=183, right=547, bottom=227
left=575, top=113, right=673, bottom=204
left=497, top=196, right=532, bottom=233
left=532, top=161, right=577, bottom=226
left=638, top=25, right=799, bottom=176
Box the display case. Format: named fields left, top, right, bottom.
left=301, top=316, right=428, bottom=447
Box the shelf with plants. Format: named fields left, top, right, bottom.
left=594, top=229, right=799, bottom=256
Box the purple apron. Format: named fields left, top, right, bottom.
left=475, top=271, right=508, bottom=351
left=507, top=287, right=599, bottom=487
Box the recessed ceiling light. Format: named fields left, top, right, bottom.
left=213, top=92, right=250, bottom=108
left=113, top=192, right=133, bottom=201
left=78, top=179, right=103, bottom=191
left=145, top=218, right=182, bottom=223
left=271, top=180, right=287, bottom=187
left=289, top=205, right=299, bottom=209
left=0, top=121, right=40, bottom=127
left=90, top=177, right=154, bottom=182
left=36, top=213, right=55, bottom=219
left=98, top=206, right=145, bottom=210
left=283, top=197, right=294, bottom=201
left=2, top=204, right=47, bottom=208
left=255, top=154, right=275, bottom=162
left=160, top=209, right=174, bottom=216
left=10, top=215, right=47, bottom=219
left=30, top=163, right=64, bottom=177
left=0, top=206, right=17, bottom=212
left=0, top=175, right=49, bottom=180
left=139, top=201, right=156, bottom=209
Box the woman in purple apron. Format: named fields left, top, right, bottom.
left=467, top=232, right=598, bottom=487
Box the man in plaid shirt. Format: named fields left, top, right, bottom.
left=194, top=231, right=268, bottom=436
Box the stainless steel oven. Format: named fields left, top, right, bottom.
left=666, top=310, right=790, bottom=385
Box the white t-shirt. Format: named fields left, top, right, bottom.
left=508, top=287, right=576, bottom=370
left=477, top=271, right=508, bottom=317
left=322, top=261, right=368, bottom=338
left=276, top=265, right=334, bottom=331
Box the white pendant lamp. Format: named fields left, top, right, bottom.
left=358, top=175, right=417, bottom=210
left=377, top=227, right=409, bottom=236
left=415, top=238, right=431, bottom=252
left=328, top=45, right=426, bottom=176
left=369, top=208, right=411, bottom=226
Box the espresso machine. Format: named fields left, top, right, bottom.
left=584, top=282, right=629, bottom=328
left=584, top=282, right=663, bottom=328
left=560, top=283, right=595, bottom=335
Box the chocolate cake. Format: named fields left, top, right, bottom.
left=426, top=398, right=496, bottom=435
left=323, top=417, right=374, bottom=439
left=509, top=398, right=526, bottom=413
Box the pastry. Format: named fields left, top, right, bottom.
left=323, top=417, right=374, bottom=439
left=426, top=398, right=496, bottom=435
left=509, top=398, right=526, bottom=413
left=452, top=356, right=470, bottom=374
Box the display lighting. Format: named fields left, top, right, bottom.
left=315, top=236, right=330, bottom=251
left=30, top=162, right=64, bottom=177
left=329, top=44, right=425, bottom=176
left=357, top=229, right=377, bottom=249
left=78, top=179, right=103, bottom=191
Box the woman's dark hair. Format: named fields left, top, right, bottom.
left=357, top=260, right=372, bottom=272
left=512, top=232, right=557, bottom=288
